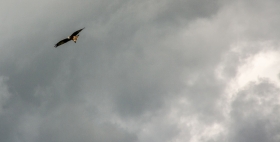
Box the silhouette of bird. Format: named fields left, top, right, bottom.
left=54, top=28, right=85, bottom=48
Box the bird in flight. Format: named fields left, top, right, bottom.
left=54, top=27, right=85, bottom=48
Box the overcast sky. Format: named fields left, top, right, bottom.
left=1, top=0, right=280, bottom=142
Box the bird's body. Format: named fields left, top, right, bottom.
left=54, top=28, right=85, bottom=48
left=72, top=35, right=79, bottom=43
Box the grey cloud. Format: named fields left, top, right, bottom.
left=36, top=104, right=137, bottom=142
left=1, top=0, right=280, bottom=142
left=229, top=80, right=280, bottom=142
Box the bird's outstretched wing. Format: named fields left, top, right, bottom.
left=54, top=38, right=71, bottom=48
left=70, top=27, right=85, bottom=37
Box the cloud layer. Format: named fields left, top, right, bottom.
left=1, top=0, right=280, bottom=142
